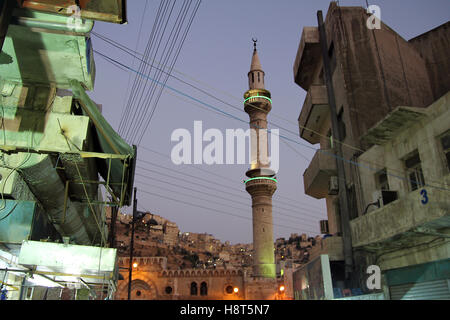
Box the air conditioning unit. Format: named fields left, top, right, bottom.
left=328, top=176, right=339, bottom=195
left=320, top=220, right=329, bottom=234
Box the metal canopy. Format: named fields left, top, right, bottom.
left=70, top=80, right=136, bottom=207
left=18, top=240, right=118, bottom=285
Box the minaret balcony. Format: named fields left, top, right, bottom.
left=303, top=148, right=337, bottom=199
left=298, top=85, right=329, bottom=145
left=244, top=89, right=272, bottom=113
left=245, top=177, right=277, bottom=196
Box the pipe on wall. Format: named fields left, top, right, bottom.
left=11, top=16, right=94, bottom=34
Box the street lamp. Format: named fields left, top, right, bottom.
left=277, top=284, right=286, bottom=300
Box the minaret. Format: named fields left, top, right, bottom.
left=244, top=39, right=277, bottom=278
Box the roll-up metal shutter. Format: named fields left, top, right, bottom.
left=390, top=279, right=450, bottom=300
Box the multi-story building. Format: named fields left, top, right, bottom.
left=0, top=1, right=132, bottom=300
left=352, top=92, right=450, bottom=299
left=163, top=221, right=180, bottom=247
left=293, top=1, right=449, bottom=299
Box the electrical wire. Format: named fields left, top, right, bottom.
left=135, top=163, right=327, bottom=219
left=139, top=190, right=319, bottom=234
left=119, top=0, right=168, bottom=135
left=92, top=31, right=450, bottom=190
left=118, top=0, right=149, bottom=132
left=126, top=0, right=185, bottom=142
left=136, top=144, right=325, bottom=211
left=136, top=0, right=202, bottom=145
left=134, top=178, right=320, bottom=228
left=91, top=32, right=450, bottom=191
left=93, top=50, right=450, bottom=193
left=134, top=174, right=325, bottom=225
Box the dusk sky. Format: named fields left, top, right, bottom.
left=89, top=0, right=450, bottom=244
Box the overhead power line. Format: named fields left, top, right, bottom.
left=136, top=144, right=325, bottom=211
left=134, top=178, right=321, bottom=228
left=94, top=50, right=450, bottom=193
left=134, top=173, right=325, bottom=225
left=135, top=160, right=326, bottom=217
left=92, top=31, right=450, bottom=191
left=139, top=190, right=320, bottom=234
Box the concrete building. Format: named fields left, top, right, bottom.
left=0, top=0, right=131, bottom=300
left=163, top=221, right=180, bottom=247
left=116, top=257, right=246, bottom=300
left=352, top=92, right=450, bottom=299
left=293, top=1, right=449, bottom=299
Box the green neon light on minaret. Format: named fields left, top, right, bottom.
left=244, top=177, right=277, bottom=184
left=244, top=94, right=272, bottom=105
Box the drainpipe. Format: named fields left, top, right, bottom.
left=317, top=10, right=355, bottom=287
left=11, top=16, right=94, bottom=34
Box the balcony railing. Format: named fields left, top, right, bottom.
left=350, top=187, right=450, bottom=248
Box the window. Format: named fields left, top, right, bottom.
left=251, top=72, right=254, bottom=83
left=165, top=286, right=173, bottom=294
left=404, top=152, right=425, bottom=191
left=258, top=72, right=260, bottom=82
left=190, top=282, right=198, bottom=296
left=200, top=282, right=208, bottom=296
left=225, top=285, right=234, bottom=294
left=26, top=287, right=33, bottom=300
left=440, top=132, right=450, bottom=171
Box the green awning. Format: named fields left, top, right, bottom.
left=70, top=79, right=136, bottom=207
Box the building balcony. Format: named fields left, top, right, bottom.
left=303, top=149, right=337, bottom=199
left=293, top=27, right=321, bottom=91
left=350, top=187, right=450, bottom=249
left=361, top=106, right=427, bottom=145
left=298, top=85, right=329, bottom=145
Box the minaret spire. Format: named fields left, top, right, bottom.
left=248, top=39, right=265, bottom=90
left=243, top=40, right=276, bottom=279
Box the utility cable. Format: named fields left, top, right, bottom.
left=93, top=51, right=450, bottom=194
left=135, top=162, right=327, bottom=218
left=134, top=174, right=325, bottom=225
left=139, top=190, right=320, bottom=234
left=93, top=45, right=449, bottom=191
left=136, top=144, right=325, bottom=211
left=134, top=178, right=320, bottom=228
left=127, top=0, right=187, bottom=142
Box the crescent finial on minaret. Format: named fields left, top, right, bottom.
left=252, top=38, right=258, bottom=50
